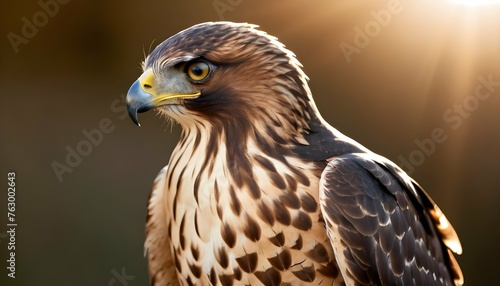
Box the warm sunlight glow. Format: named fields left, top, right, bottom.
left=451, top=0, right=500, bottom=6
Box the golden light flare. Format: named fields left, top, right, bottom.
left=450, top=0, right=500, bottom=6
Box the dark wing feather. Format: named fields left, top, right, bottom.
left=319, top=153, right=463, bottom=286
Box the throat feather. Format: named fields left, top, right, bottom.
left=164, top=122, right=333, bottom=284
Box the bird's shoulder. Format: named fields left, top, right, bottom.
left=318, top=152, right=463, bottom=286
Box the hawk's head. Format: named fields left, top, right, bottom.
left=127, top=22, right=320, bottom=142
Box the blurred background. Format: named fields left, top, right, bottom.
left=1, top=0, right=499, bottom=285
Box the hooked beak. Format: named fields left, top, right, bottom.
left=126, top=70, right=201, bottom=126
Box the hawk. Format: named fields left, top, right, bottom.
left=126, top=22, right=463, bottom=286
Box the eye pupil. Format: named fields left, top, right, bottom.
left=192, top=66, right=203, bottom=76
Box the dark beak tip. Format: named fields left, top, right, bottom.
left=126, top=79, right=154, bottom=126
left=129, top=113, right=141, bottom=126
left=127, top=103, right=142, bottom=126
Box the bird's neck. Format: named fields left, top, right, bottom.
left=164, top=121, right=329, bottom=280
left=165, top=119, right=327, bottom=211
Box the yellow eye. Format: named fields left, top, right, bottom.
left=186, top=61, right=211, bottom=82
